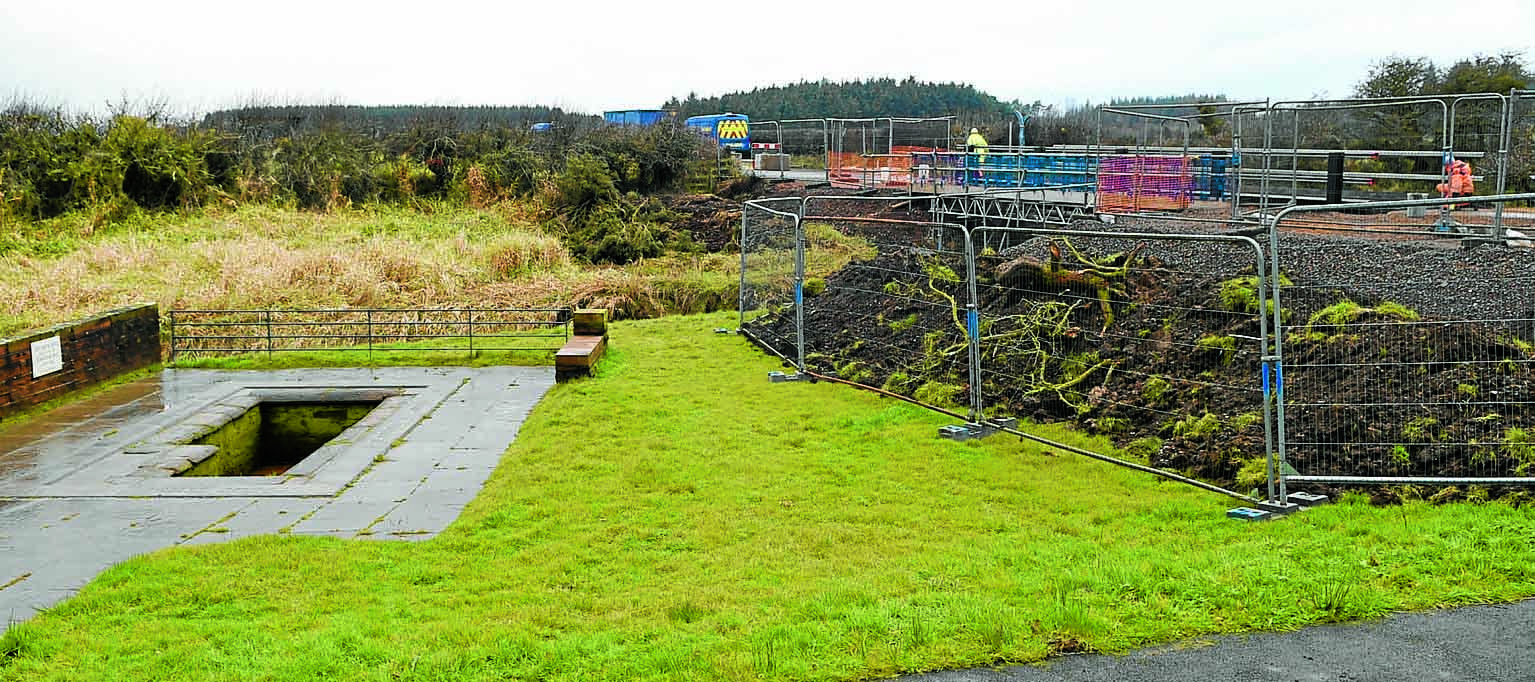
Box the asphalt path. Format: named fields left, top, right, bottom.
left=899, top=599, right=1535, bottom=682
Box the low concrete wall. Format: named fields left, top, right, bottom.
left=0, top=304, right=160, bottom=419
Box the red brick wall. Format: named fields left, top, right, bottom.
left=0, top=304, right=160, bottom=419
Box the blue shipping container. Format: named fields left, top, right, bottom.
left=603, top=110, right=669, bottom=126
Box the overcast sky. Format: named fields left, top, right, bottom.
left=3, top=0, right=1532, bottom=117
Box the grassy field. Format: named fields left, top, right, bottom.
left=2, top=311, right=1533, bottom=681
left=0, top=203, right=746, bottom=339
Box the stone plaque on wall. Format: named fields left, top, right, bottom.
left=31, top=335, right=63, bottom=378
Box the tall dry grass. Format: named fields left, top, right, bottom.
left=0, top=203, right=743, bottom=338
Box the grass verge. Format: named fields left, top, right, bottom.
left=2, top=311, right=1534, bottom=681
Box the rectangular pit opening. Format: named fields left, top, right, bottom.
left=177, top=401, right=381, bottom=477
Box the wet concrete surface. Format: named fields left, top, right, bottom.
left=0, top=376, right=166, bottom=487
left=0, top=366, right=553, bottom=631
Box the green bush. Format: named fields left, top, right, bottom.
left=0, top=103, right=706, bottom=224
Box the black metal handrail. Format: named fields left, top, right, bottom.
left=167, top=307, right=573, bottom=362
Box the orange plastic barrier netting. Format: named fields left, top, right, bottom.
left=1095, top=155, right=1194, bottom=212
left=828, top=146, right=944, bottom=189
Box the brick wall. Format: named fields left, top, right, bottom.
left=0, top=304, right=160, bottom=419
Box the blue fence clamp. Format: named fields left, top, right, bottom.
left=794, top=282, right=803, bottom=307
left=1274, top=362, right=1284, bottom=398
left=966, top=309, right=979, bottom=341
left=1261, top=362, right=1271, bottom=396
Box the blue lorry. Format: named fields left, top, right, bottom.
left=683, top=113, right=750, bottom=153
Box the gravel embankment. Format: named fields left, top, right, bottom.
left=997, top=217, right=1535, bottom=327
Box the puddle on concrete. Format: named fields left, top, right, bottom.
left=0, top=376, right=166, bottom=482
left=180, top=402, right=380, bottom=477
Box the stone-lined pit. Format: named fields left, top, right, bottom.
left=179, top=401, right=381, bottom=477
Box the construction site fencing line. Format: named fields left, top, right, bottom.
left=740, top=194, right=1274, bottom=505
left=741, top=189, right=1535, bottom=506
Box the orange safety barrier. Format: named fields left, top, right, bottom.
left=827, top=146, right=946, bottom=189
left=1095, top=155, right=1193, bottom=213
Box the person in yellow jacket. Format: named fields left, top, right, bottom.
left=966, top=127, right=989, bottom=184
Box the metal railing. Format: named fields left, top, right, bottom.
left=167, top=307, right=572, bottom=362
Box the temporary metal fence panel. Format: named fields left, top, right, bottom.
left=827, top=118, right=954, bottom=190
left=1509, top=91, right=1535, bottom=201
left=970, top=224, right=1276, bottom=497
left=739, top=199, right=805, bottom=368
left=168, top=307, right=571, bottom=362
left=1253, top=99, right=1454, bottom=216
left=795, top=211, right=977, bottom=417
left=736, top=195, right=1285, bottom=502
left=773, top=118, right=831, bottom=176
left=1096, top=156, right=1194, bottom=212
left=1270, top=194, right=1535, bottom=486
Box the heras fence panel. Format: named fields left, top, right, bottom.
left=1507, top=91, right=1535, bottom=204
left=1095, top=156, right=1194, bottom=213
left=971, top=224, right=1276, bottom=498
left=758, top=196, right=977, bottom=416
left=739, top=199, right=805, bottom=368
left=802, top=217, right=975, bottom=414
left=1272, top=195, right=1535, bottom=487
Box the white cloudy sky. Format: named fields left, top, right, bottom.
left=3, top=0, right=1532, bottom=116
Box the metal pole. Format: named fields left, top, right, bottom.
left=1261, top=101, right=1273, bottom=219
left=1290, top=110, right=1300, bottom=207
left=1250, top=243, right=1277, bottom=505
left=963, top=227, right=983, bottom=422
left=1439, top=98, right=1453, bottom=225
left=793, top=215, right=806, bottom=373
left=1495, top=89, right=1515, bottom=240
left=266, top=310, right=273, bottom=358
left=774, top=121, right=784, bottom=180
left=738, top=208, right=749, bottom=330
left=169, top=311, right=177, bottom=363
left=1232, top=108, right=1244, bottom=217
left=1266, top=189, right=1286, bottom=502
left=822, top=119, right=830, bottom=181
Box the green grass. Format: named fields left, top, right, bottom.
left=4, top=311, right=1535, bottom=681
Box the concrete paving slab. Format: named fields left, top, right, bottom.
left=372, top=497, right=468, bottom=536
left=292, top=498, right=402, bottom=534
left=0, top=365, right=556, bottom=633
left=419, top=466, right=494, bottom=494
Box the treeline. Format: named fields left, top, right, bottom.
left=664, top=77, right=1010, bottom=120
left=0, top=103, right=703, bottom=226
left=200, top=104, right=600, bottom=140
left=1020, top=94, right=1235, bottom=148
